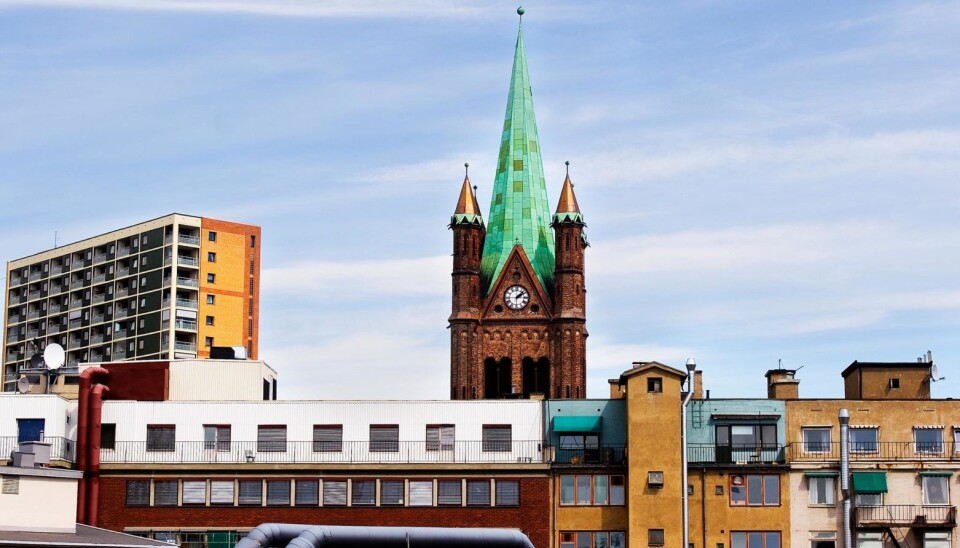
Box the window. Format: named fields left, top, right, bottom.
left=250, top=235, right=256, bottom=248
left=295, top=480, right=319, bottom=506
left=182, top=481, right=206, bottom=504
left=210, top=480, right=234, bottom=505
left=467, top=479, right=491, bottom=506
left=802, top=428, right=831, bottom=452
left=203, top=425, right=231, bottom=451
left=208, top=231, right=217, bottom=242
left=560, top=532, right=624, bottom=548
left=857, top=532, right=883, bottom=548
left=426, top=425, right=455, bottom=451
left=648, top=529, right=665, bottom=547
left=380, top=480, right=405, bottom=506
left=352, top=480, right=375, bottom=506
left=207, top=273, right=215, bottom=283
left=323, top=480, right=347, bottom=506
left=146, top=425, right=175, bottom=452
left=205, top=315, right=214, bottom=326
left=610, top=475, right=625, bottom=505
left=808, top=476, right=836, bottom=505
left=496, top=480, right=520, bottom=506
left=915, top=428, right=944, bottom=453
left=205, top=336, right=213, bottom=347
left=924, top=532, right=952, bottom=548
left=126, top=480, right=150, bottom=506
left=562, top=475, right=623, bottom=506
left=370, top=425, right=399, bottom=452
left=955, top=428, right=960, bottom=454
left=482, top=425, right=512, bottom=452
left=100, top=423, right=116, bottom=450
left=207, top=294, right=215, bottom=305
left=577, top=475, right=591, bottom=504
left=730, top=474, right=779, bottom=506
left=810, top=531, right=836, bottom=548
left=438, top=480, right=462, bottom=506
left=207, top=252, right=216, bottom=262
left=257, top=425, right=287, bottom=452
left=238, top=480, right=262, bottom=505
left=266, top=480, right=290, bottom=506
left=594, top=474, right=609, bottom=504
left=716, top=424, right=778, bottom=449
left=922, top=475, right=950, bottom=505
left=850, top=427, right=879, bottom=453
left=313, top=425, right=343, bottom=452
left=154, top=480, right=178, bottom=506
left=732, top=532, right=781, bottom=548
left=855, top=492, right=882, bottom=507
left=888, top=378, right=899, bottom=389
left=409, top=480, right=433, bottom=506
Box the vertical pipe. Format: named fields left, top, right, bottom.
left=682, top=362, right=696, bottom=548
left=839, top=408, right=851, bottom=548
left=86, top=383, right=110, bottom=526
left=75, top=367, right=109, bottom=524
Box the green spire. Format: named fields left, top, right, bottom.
left=480, top=17, right=555, bottom=295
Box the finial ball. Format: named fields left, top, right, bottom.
left=517, top=6, right=525, bottom=15
left=565, top=160, right=570, bottom=166
left=465, top=162, right=469, bottom=168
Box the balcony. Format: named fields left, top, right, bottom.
left=552, top=445, right=627, bottom=465
left=688, top=444, right=786, bottom=465
left=28, top=272, right=42, bottom=282
left=49, top=303, right=62, bottom=313
left=856, top=505, right=956, bottom=528
left=175, top=298, right=198, bottom=309
left=47, top=324, right=61, bottom=334
left=5, top=352, right=17, bottom=362
left=70, top=280, right=84, bottom=290
left=112, top=350, right=127, bottom=360
left=92, top=314, right=105, bottom=324
left=68, top=319, right=82, bottom=329
left=67, top=338, right=83, bottom=349
left=27, top=310, right=41, bottom=320
left=69, top=300, right=82, bottom=309
left=177, top=255, right=199, bottom=267
left=51, top=265, right=64, bottom=275
left=787, top=442, right=960, bottom=463
left=173, top=341, right=197, bottom=352
left=115, top=267, right=130, bottom=277
left=0, top=436, right=74, bottom=463
left=93, top=273, right=106, bottom=283
left=174, top=319, right=198, bottom=331
left=93, top=253, right=107, bottom=264
left=114, top=308, right=130, bottom=319
left=178, top=234, right=200, bottom=246
left=90, top=334, right=105, bottom=344
left=92, top=294, right=106, bottom=304
left=26, top=329, right=39, bottom=339
left=115, top=288, right=130, bottom=298
left=98, top=440, right=546, bottom=465
left=27, top=291, right=41, bottom=301
left=116, top=247, right=131, bottom=258
left=176, top=277, right=199, bottom=288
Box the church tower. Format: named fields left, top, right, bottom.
left=449, top=10, right=588, bottom=400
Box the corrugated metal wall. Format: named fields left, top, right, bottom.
left=168, top=360, right=277, bottom=401
left=0, top=394, right=76, bottom=439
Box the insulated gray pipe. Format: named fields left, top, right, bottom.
left=839, top=409, right=851, bottom=548
left=285, top=526, right=535, bottom=548
left=236, top=523, right=315, bottom=548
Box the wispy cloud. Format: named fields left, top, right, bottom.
left=262, top=256, right=450, bottom=299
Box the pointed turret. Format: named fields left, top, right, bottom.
left=479, top=10, right=555, bottom=296
left=451, top=164, right=483, bottom=226
left=554, top=162, right=584, bottom=224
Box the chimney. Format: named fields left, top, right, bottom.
left=692, top=371, right=704, bottom=400
left=765, top=369, right=800, bottom=399
left=608, top=379, right=625, bottom=399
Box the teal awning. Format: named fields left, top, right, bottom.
left=553, top=416, right=602, bottom=433
left=852, top=472, right=887, bottom=493
left=919, top=471, right=954, bottom=477
left=804, top=471, right=839, bottom=477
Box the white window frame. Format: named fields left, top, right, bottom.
left=802, top=427, right=832, bottom=453
left=808, top=476, right=836, bottom=506
left=915, top=428, right=944, bottom=454
left=921, top=475, right=950, bottom=506
left=849, top=427, right=879, bottom=453
left=855, top=492, right=883, bottom=507
left=810, top=531, right=836, bottom=548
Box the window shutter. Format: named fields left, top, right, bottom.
left=409, top=481, right=433, bottom=506
left=267, top=480, right=290, bottom=506
left=182, top=481, right=206, bottom=504
left=482, top=425, right=512, bottom=452
left=313, top=426, right=343, bottom=452
left=351, top=480, right=375, bottom=505
left=238, top=480, right=262, bottom=505
left=154, top=481, right=178, bottom=506
left=427, top=425, right=455, bottom=451
left=210, top=481, right=235, bottom=505
left=257, top=426, right=286, bottom=452
left=295, top=480, right=319, bottom=506
left=323, top=481, right=347, bottom=506
left=126, top=480, right=150, bottom=506
left=466, top=480, right=491, bottom=506
left=495, top=480, right=519, bottom=506
left=370, top=425, right=399, bottom=452
left=380, top=480, right=405, bottom=506
left=146, top=426, right=175, bottom=451
left=437, top=480, right=462, bottom=505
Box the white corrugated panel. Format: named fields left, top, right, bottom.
left=0, top=394, right=76, bottom=439
left=168, top=359, right=278, bottom=401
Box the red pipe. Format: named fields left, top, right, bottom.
left=76, top=367, right=109, bottom=524
left=86, top=383, right=110, bottom=526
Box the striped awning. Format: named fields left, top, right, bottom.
left=804, top=471, right=839, bottom=477
left=850, top=425, right=879, bottom=429
left=918, top=471, right=954, bottom=477
left=915, top=425, right=944, bottom=429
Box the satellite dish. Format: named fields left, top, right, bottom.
left=29, top=353, right=43, bottom=369
left=43, top=343, right=65, bottom=370
left=930, top=363, right=945, bottom=382
left=16, top=376, right=30, bottom=394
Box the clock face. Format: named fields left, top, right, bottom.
left=504, top=285, right=530, bottom=310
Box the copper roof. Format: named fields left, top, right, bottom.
left=453, top=175, right=481, bottom=216
left=555, top=173, right=580, bottom=214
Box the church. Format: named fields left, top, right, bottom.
left=449, top=11, right=588, bottom=401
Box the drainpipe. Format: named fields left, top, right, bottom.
left=839, top=408, right=851, bottom=548
left=76, top=366, right=109, bottom=523
left=86, top=383, right=110, bottom=526
left=682, top=358, right=697, bottom=548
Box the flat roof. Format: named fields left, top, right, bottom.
left=0, top=524, right=170, bottom=547
left=0, top=465, right=82, bottom=479
left=840, top=361, right=931, bottom=378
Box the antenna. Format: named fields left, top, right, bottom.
left=16, top=377, right=30, bottom=394
left=44, top=343, right=65, bottom=371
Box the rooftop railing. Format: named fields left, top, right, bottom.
left=687, top=444, right=786, bottom=465
left=0, top=436, right=74, bottom=463
left=787, top=441, right=960, bottom=462
left=552, top=445, right=627, bottom=465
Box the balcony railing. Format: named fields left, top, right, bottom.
left=174, top=319, right=197, bottom=331
left=92, top=294, right=106, bottom=304
left=856, top=505, right=957, bottom=528
left=115, top=308, right=130, bottom=319
left=69, top=300, right=82, bottom=309
left=112, top=350, right=127, bottom=360
left=0, top=436, right=74, bottom=463
left=28, top=272, right=42, bottom=281
left=70, top=281, right=84, bottom=290
left=178, top=234, right=200, bottom=246
left=93, top=253, right=107, bottom=264
left=47, top=324, right=61, bottom=334
left=116, top=247, right=131, bottom=258
left=176, top=277, right=199, bottom=288
left=27, top=291, right=41, bottom=301
left=688, top=444, right=786, bottom=465
left=26, top=329, right=39, bottom=338
left=51, top=265, right=64, bottom=275
left=49, top=304, right=62, bottom=313
left=90, top=334, right=105, bottom=344
left=27, top=310, right=40, bottom=319
left=177, top=256, right=199, bottom=267
left=175, top=298, right=198, bottom=309
left=787, top=442, right=960, bottom=462
left=93, top=274, right=106, bottom=283
left=99, top=440, right=546, bottom=465
left=115, top=288, right=130, bottom=298
left=553, top=445, right=627, bottom=465
left=174, top=341, right=197, bottom=352
left=116, top=267, right=130, bottom=277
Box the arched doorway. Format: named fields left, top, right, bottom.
left=522, top=356, right=550, bottom=398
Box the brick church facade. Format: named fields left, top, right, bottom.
left=449, top=23, right=588, bottom=401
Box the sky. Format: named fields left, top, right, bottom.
left=2, top=0, right=959, bottom=400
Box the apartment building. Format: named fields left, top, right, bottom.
left=3, top=214, right=261, bottom=392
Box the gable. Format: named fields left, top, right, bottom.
left=480, top=245, right=553, bottom=321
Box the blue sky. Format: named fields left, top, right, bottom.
left=2, top=0, right=958, bottom=400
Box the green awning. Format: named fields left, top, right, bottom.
left=919, top=471, right=954, bottom=477
left=852, top=472, right=887, bottom=493
left=553, top=416, right=602, bottom=433
left=804, top=471, right=839, bottom=477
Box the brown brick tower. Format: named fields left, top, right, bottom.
left=449, top=20, right=588, bottom=400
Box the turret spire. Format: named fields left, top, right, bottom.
left=452, top=163, right=483, bottom=226
left=480, top=9, right=556, bottom=294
